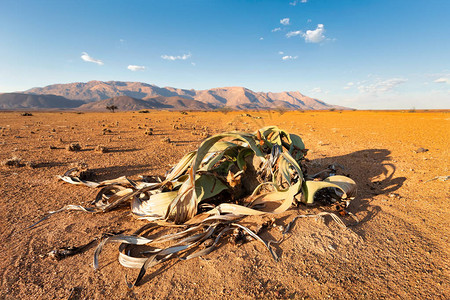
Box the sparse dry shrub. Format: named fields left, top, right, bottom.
left=70, top=162, right=95, bottom=180
left=161, top=137, right=171, bottom=143
left=21, top=112, right=33, bottom=116
left=1, top=156, right=24, bottom=167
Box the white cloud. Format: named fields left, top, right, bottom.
left=310, top=87, right=322, bottom=93
left=280, top=18, right=290, bottom=25
left=282, top=55, right=298, bottom=60
left=161, top=53, right=191, bottom=61
left=358, top=78, right=407, bottom=94
left=434, top=77, right=449, bottom=84
left=259, top=37, right=264, bottom=40
left=278, top=51, right=284, bottom=55
left=191, top=62, right=196, bottom=66
left=272, top=27, right=281, bottom=32
left=303, top=24, right=326, bottom=43
left=127, top=65, right=146, bottom=71
left=287, top=24, right=327, bottom=43
left=347, top=82, right=355, bottom=86
left=81, top=52, right=104, bottom=65
left=286, top=30, right=303, bottom=38
left=289, top=0, right=307, bottom=5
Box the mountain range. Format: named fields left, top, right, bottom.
left=0, top=81, right=347, bottom=111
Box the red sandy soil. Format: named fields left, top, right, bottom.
left=0, top=110, right=448, bottom=299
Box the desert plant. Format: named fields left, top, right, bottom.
left=106, top=104, right=118, bottom=113
left=37, top=126, right=357, bottom=286
left=1, top=156, right=24, bottom=167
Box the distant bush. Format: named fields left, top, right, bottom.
left=106, top=104, right=118, bottom=113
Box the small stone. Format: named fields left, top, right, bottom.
left=66, top=143, right=81, bottom=152
left=414, top=147, right=428, bottom=153
left=95, top=145, right=108, bottom=153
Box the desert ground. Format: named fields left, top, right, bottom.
left=0, top=110, right=448, bottom=299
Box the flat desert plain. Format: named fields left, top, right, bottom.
left=0, top=110, right=448, bottom=299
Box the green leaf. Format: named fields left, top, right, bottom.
left=195, top=174, right=228, bottom=202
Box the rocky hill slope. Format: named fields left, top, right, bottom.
left=0, top=93, right=84, bottom=110
left=24, top=81, right=345, bottom=110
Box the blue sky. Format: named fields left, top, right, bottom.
left=0, top=0, right=449, bottom=109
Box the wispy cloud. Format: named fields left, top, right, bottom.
left=286, top=30, right=302, bottom=38
left=289, top=0, right=307, bottom=6
left=310, top=87, right=322, bottom=93
left=343, top=82, right=354, bottom=90
left=287, top=24, right=327, bottom=43
left=280, top=18, right=290, bottom=25
left=81, top=52, right=103, bottom=65
left=282, top=55, right=298, bottom=60
left=358, top=78, right=407, bottom=94
left=161, top=53, right=191, bottom=61
left=278, top=51, right=284, bottom=55
left=272, top=27, right=281, bottom=32
left=127, top=65, right=146, bottom=71
left=259, top=37, right=264, bottom=40
left=434, top=77, right=449, bottom=84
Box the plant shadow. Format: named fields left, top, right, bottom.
left=90, top=164, right=157, bottom=180
left=307, top=148, right=406, bottom=238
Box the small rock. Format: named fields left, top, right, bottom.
left=66, top=143, right=81, bottom=152
left=95, top=145, right=108, bottom=153
left=145, top=128, right=153, bottom=135
left=414, top=147, right=428, bottom=153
